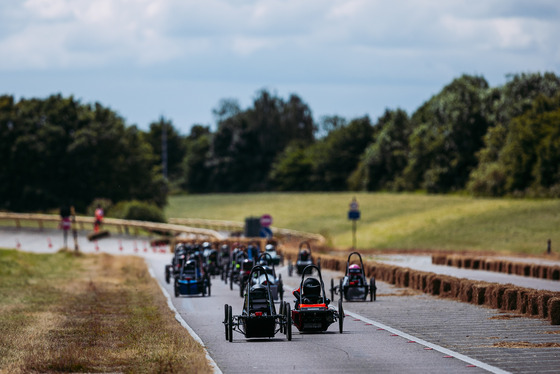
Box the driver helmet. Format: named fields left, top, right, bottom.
left=302, top=278, right=321, bottom=296
left=349, top=264, right=361, bottom=275
left=265, top=244, right=275, bottom=251
left=249, top=284, right=268, bottom=299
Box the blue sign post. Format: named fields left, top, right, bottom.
left=348, top=197, right=360, bottom=250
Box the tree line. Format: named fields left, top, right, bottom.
left=2, top=72, right=560, bottom=213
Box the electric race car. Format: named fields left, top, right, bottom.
left=174, top=257, right=211, bottom=297
left=250, top=252, right=284, bottom=302
left=330, top=252, right=376, bottom=302
left=288, top=241, right=320, bottom=277
left=291, top=265, right=344, bottom=334
left=223, top=265, right=292, bottom=342
left=165, top=244, right=188, bottom=284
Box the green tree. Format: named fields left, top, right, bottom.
left=349, top=109, right=411, bottom=191
left=181, top=125, right=211, bottom=193
left=468, top=72, right=560, bottom=195
left=402, top=75, right=491, bottom=192
left=310, top=116, right=374, bottom=190
left=144, top=117, right=186, bottom=181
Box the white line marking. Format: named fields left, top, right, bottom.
left=147, top=266, right=223, bottom=374
left=345, top=310, right=510, bottom=374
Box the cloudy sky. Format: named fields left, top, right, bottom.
left=1, top=0, right=559, bottom=134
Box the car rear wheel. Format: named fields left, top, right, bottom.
left=228, top=305, right=233, bottom=342
left=330, top=278, right=335, bottom=301
left=339, top=279, right=344, bottom=302
left=338, top=299, right=344, bottom=334
left=224, top=304, right=229, bottom=340
left=285, top=302, right=292, bottom=341
left=279, top=302, right=285, bottom=333
left=370, top=277, right=376, bottom=301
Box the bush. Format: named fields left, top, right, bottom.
left=108, top=200, right=166, bottom=223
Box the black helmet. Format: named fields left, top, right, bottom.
left=302, top=278, right=321, bottom=296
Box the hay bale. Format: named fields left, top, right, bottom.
left=506, top=262, right=513, bottom=274
left=526, top=292, right=540, bottom=316
left=472, top=284, right=487, bottom=305
left=441, top=277, right=452, bottom=296
left=503, top=288, right=518, bottom=311
left=459, top=280, right=473, bottom=302
left=538, top=293, right=555, bottom=319
left=516, top=289, right=529, bottom=314
left=549, top=298, right=560, bottom=325
left=87, top=230, right=110, bottom=241
left=428, top=275, right=441, bottom=295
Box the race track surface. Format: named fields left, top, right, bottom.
left=2, top=227, right=560, bottom=373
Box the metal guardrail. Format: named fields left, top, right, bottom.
left=0, top=213, right=325, bottom=244
left=0, top=212, right=225, bottom=241
left=168, top=218, right=326, bottom=244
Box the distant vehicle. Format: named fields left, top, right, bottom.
left=288, top=241, right=319, bottom=276
left=223, top=265, right=292, bottom=342
left=330, top=252, right=376, bottom=302
left=291, top=265, right=344, bottom=334
left=174, top=257, right=211, bottom=297
left=264, top=242, right=283, bottom=266
left=165, top=244, right=187, bottom=284
left=251, top=252, right=284, bottom=302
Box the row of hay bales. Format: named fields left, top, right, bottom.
left=283, top=248, right=560, bottom=324
left=432, top=254, right=560, bottom=281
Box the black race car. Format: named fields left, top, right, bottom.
left=288, top=241, right=320, bottom=276
left=223, top=265, right=292, bottom=342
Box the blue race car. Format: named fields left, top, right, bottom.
left=174, top=257, right=211, bottom=297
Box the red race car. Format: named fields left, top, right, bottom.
left=291, top=265, right=344, bottom=333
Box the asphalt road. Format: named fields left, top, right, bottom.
left=3, top=228, right=560, bottom=373
left=148, top=255, right=494, bottom=374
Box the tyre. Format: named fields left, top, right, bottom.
left=207, top=282, right=211, bottom=297
left=230, top=274, right=233, bottom=290
left=330, top=278, right=335, bottom=301
left=174, top=281, right=179, bottom=298
left=228, top=305, right=233, bottom=342
left=279, top=302, right=285, bottom=333
left=317, top=257, right=321, bottom=271
left=371, top=277, right=377, bottom=301
left=288, top=262, right=293, bottom=277
left=165, top=267, right=170, bottom=284
left=285, top=303, right=292, bottom=341
left=224, top=304, right=229, bottom=340
left=339, top=279, right=344, bottom=302
left=338, top=298, right=344, bottom=334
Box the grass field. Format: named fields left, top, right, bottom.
left=0, top=249, right=211, bottom=374
left=166, top=192, right=560, bottom=255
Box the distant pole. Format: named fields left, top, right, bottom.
left=348, top=197, right=360, bottom=250
left=161, top=118, right=168, bottom=180
left=547, top=239, right=551, bottom=255
left=352, top=220, right=357, bottom=250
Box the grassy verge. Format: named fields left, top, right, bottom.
left=167, top=192, right=560, bottom=254
left=0, top=249, right=211, bottom=374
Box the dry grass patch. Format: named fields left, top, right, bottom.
left=0, top=249, right=211, bottom=374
